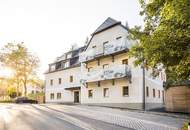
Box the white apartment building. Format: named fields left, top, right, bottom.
left=45, top=17, right=165, bottom=109
left=45, top=46, right=85, bottom=103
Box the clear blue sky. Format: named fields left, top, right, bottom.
left=0, top=0, right=143, bottom=78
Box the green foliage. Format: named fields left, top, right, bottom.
left=27, top=92, right=44, bottom=100
left=129, top=0, right=190, bottom=83
left=7, top=87, right=17, bottom=98
left=181, top=122, right=189, bottom=130
left=0, top=42, right=40, bottom=96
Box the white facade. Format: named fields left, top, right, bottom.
left=26, top=85, right=42, bottom=95
left=45, top=18, right=165, bottom=109
left=45, top=66, right=81, bottom=103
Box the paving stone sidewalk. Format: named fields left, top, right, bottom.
left=43, top=104, right=189, bottom=130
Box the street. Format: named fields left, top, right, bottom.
left=0, top=104, right=132, bottom=130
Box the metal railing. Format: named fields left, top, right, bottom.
left=80, top=64, right=131, bottom=83
left=79, top=38, right=130, bottom=62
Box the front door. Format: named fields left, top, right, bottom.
left=74, top=91, right=79, bottom=103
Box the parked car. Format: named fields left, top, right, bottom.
left=14, top=97, right=38, bottom=104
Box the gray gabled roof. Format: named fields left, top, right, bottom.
left=92, top=17, right=121, bottom=35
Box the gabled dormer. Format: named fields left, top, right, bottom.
left=79, top=17, right=131, bottom=63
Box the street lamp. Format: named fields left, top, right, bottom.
left=142, top=60, right=146, bottom=111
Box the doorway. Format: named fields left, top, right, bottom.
left=74, top=91, right=79, bottom=103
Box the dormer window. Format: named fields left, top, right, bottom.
left=65, top=61, right=69, bottom=68
left=50, top=64, right=56, bottom=71
left=66, top=53, right=72, bottom=59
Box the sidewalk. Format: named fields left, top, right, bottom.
left=42, top=104, right=189, bottom=130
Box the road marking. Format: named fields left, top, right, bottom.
left=32, top=105, right=97, bottom=130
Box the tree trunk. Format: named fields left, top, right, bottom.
left=24, top=81, right=27, bottom=96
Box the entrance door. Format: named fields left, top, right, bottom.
left=74, top=91, right=79, bottom=103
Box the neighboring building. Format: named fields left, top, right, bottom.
left=45, top=46, right=85, bottom=103
left=26, top=85, right=43, bottom=95
left=45, top=17, right=165, bottom=109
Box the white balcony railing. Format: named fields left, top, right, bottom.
left=79, top=38, right=131, bottom=62
left=80, top=64, right=131, bottom=84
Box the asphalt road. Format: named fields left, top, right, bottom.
left=0, top=104, right=132, bottom=130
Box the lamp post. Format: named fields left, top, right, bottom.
left=142, top=60, right=146, bottom=111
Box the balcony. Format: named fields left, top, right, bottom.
left=79, top=38, right=131, bottom=63
left=80, top=64, right=131, bottom=84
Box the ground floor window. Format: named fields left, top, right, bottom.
left=57, top=93, right=61, bottom=99
left=146, top=86, right=149, bottom=97
left=88, top=90, right=93, bottom=98
left=158, top=90, right=160, bottom=98
left=153, top=89, right=156, bottom=98
left=122, top=86, right=129, bottom=96
left=103, top=88, right=109, bottom=97
left=50, top=93, right=54, bottom=100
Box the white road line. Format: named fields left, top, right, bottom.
left=33, top=105, right=97, bottom=130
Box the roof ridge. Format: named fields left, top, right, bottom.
left=92, top=17, right=121, bottom=35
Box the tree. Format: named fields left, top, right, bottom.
left=129, top=0, right=190, bottom=84
left=0, top=43, right=40, bottom=96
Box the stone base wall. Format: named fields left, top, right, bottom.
left=165, top=86, right=190, bottom=113
left=83, top=103, right=163, bottom=110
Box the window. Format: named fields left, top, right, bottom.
left=116, top=36, right=122, bottom=40
left=122, top=59, right=128, bottom=65
left=112, top=55, right=115, bottom=62
left=88, top=90, right=93, bottom=98
left=112, top=79, right=115, bottom=86
left=57, top=93, right=61, bottom=99
left=50, top=79, right=53, bottom=86
left=158, top=90, right=160, bottom=98
left=50, top=93, right=54, bottom=100
left=97, top=59, right=100, bottom=66
left=65, top=61, right=69, bottom=68
left=146, top=86, right=149, bottom=97
left=103, top=41, right=109, bottom=44
left=103, top=88, right=109, bottom=97
left=70, top=76, right=73, bottom=82
left=123, top=86, right=129, bottom=96
left=97, top=81, right=101, bottom=87
left=66, top=53, right=72, bottom=59
left=92, top=45, right=96, bottom=48
left=153, top=89, right=156, bottom=98
left=88, top=67, right=93, bottom=72
left=58, top=78, right=62, bottom=84
left=103, top=41, right=109, bottom=52
left=50, top=64, right=55, bottom=71
left=103, top=64, right=109, bottom=69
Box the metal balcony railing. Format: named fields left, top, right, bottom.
left=80, top=64, right=131, bottom=84
left=79, top=38, right=131, bottom=62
